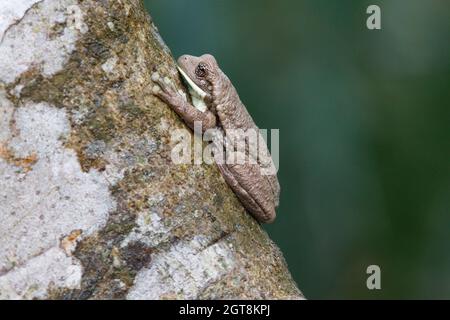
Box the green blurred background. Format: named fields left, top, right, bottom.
left=144, top=0, right=450, bottom=299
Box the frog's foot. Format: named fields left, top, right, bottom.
left=151, top=71, right=187, bottom=107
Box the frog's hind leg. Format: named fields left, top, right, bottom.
left=216, top=163, right=276, bottom=223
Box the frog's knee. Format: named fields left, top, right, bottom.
left=257, top=204, right=276, bottom=224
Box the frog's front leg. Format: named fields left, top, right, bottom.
left=151, top=72, right=216, bottom=132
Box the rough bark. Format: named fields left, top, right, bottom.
left=0, top=0, right=302, bottom=299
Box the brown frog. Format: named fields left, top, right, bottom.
left=152, top=54, right=280, bottom=223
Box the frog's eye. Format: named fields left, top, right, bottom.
left=195, top=63, right=208, bottom=78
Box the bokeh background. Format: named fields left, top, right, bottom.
left=144, top=0, right=450, bottom=299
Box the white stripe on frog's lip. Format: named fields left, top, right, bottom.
left=177, top=65, right=208, bottom=98
left=177, top=65, right=208, bottom=113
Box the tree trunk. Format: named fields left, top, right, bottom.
left=0, top=0, right=302, bottom=299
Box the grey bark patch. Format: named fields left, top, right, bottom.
left=127, top=236, right=236, bottom=299
left=0, top=247, right=82, bottom=299
left=0, top=96, right=115, bottom=298
left=0, top=0, right=86, bottom=84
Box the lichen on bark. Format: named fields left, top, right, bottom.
left=0, top=0, right=302, bottom=299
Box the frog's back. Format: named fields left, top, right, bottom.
left=213, top=70, right=280, bottom=222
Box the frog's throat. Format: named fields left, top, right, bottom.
left=177, top=65, right=208, bottom=113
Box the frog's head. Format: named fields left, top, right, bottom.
left=177, top=54, right=220, bottom=111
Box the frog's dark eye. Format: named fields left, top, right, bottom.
left=195, top=63, right=208, bottom=78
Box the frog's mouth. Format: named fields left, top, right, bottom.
left=177, top=66, right=208, bottom=113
